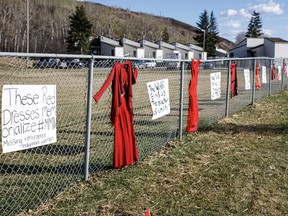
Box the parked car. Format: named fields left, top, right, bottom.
left=33, top=58, right=61, bottom=68
left=166, top=61, right=180, bottom=70
left=65, top=59, right=85, bottom=69
left=94, top=59, right=116, bottom=68
left=142, top=60, right=156, bottom=69
left=202, top=62, right=215, bottom=69
left=133, top=60, right=145, bottom=69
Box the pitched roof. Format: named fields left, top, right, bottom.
left=265, top=37, right=288, bottom=43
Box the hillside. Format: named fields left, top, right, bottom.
left=0, top=0, right=235, bottom=53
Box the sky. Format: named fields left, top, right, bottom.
left=86, top=0, right=288, bottom=43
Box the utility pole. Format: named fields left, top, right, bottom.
left=26, top=0, right=29, bottom=53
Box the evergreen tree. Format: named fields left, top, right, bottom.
left=194, top=9, right=209, bottom=51
left=162, top=26, right=170, bottom=43
left=66, top=5, right=92, bottom=54
left=194, top=10, right=219, bottom=56
left=206, top=11, right=220, bottom=56
left=245, top=10, right=262, bottom=38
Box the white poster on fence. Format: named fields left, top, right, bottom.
left=147, top=79, right=170, bottom=120
left=1, top=85, right=57, bottom=153
left=244, top=69, right=251, bottom=90
left=278, top=66, right=282, bottom=80
left=210, top=72, right=221, bottom=100
left=262, top=66, right=267, bottom=84
left=285, top=64, right=288, bottom=77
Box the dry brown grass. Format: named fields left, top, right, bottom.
left=22, top=90, right=288, bottom=216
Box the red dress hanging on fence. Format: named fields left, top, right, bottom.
left=271, top=64, right=276, bottom=80
left=186, top=59, right=201, bottom=133
left=93, top=61, right=139, bottom=169
left=230, top=62, right=238, bottom=97
left=255, top=63, right=261, bottom=90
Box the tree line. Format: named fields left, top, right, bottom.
left=0, top=0, right=262, bottom=55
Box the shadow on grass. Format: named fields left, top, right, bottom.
left=20, top=144, right=85, bottom=156
left=203, top=122, right=288, bottom=135
left=0, top=162, right=113, bottom=175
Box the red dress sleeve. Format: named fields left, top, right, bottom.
left=93, top=67, right=116, bottom=103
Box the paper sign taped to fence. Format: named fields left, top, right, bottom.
left=278, top=66, right=282, bottom=80
left=210, top=72, right=221, bottom=100
left=262, top=66, right=267, bottom=84
left=244, top=69, right=251, bottom=90
left=284, top=64, right=288, bottom=77
left=1, top=85, right=57, bottom=153
left=147, top=79, right=170, bottom=120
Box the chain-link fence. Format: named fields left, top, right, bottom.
left=0, top=53, right=287, bottom=215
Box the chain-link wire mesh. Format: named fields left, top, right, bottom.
left=228, top=59, right=254, bottom=115
left=0, top=53, right=287, bottom=216
left=0, top=54, right=90, bottom=215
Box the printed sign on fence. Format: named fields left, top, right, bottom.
left=210, top=72, right=221, bottom=100
left=147, top=79, right=170, bottom=120
left=244, top=69, right=251, bottom=90
left=285, top=64, right=288, bottom=77
left=1, top=85, right=57, bottom=153
left=278, top=66, right=282, bottom=80
left=262, top=66, right=267, bottom=84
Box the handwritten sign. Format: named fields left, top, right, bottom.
left=278, top=66, right=282, bottom=80
left=1, top=85, right=57, bottom=153
left=147, top=79, right=170, bottom=120
left=284, top=64, right=288, bottom=77
left=262, top=66, right=267, bottom=84
left=210, top=72, right=221, bottom=100
left=244, top=69, right=251, bottom=90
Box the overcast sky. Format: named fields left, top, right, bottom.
left=87, top=0, right=288, bottom=43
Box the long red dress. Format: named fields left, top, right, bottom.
left=186, top=59, right=201, bottom=133
left=271, top=64, right=276, bottom=80
left=93, top=61, right=138, bottom=168
left=255, top=63, right=261, bottom=90
left=230, top=62, right=238, bottom=97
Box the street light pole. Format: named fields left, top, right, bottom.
left=201, top=29, right=206, bottom=51
left=26, top=0, right=29, bottom=53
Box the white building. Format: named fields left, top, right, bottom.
left=120, top=38, right=144, bottom=58
left=229, top=37, right=288, bottom=58
left=139, top=39, right=163, bottom=59
left=155, top=41, right=177, bottom=59
left=172, top=42, right=194, bottom=60
left=186, top=43, right=203, bottom=60
left=90, top=36, right=124, bottom=57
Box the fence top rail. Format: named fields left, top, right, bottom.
left=0, top=52, right=275, bottom=62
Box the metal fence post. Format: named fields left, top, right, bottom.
left=225, top=60, right=231, bottom=117
left=281, top=58, right=285, bottom=90
left=251, top=59, right=256, bottom=105
left=84, top=57, right=94, bottom=181
left=178, top=60, right=185, bottom=141
left=269, top=59, right=273, bottom=96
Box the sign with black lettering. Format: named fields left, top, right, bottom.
left=1, top=85, right=57, bottom=153
left=244, top=69, right=251, bottom=90
left=147, top=79, right=170, bottom=120
left=278, top=66, right=282, bottom=80
left=262, top=66, right=267, bottom=84
left=210, top=72, right=221, bottom=100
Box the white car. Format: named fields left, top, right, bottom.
left=143, top=61, right=156, bottom=69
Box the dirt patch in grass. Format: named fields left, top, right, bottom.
left=21, top=90, right=288, bottom=216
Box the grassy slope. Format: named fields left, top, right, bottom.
left=27, top=90, right=288, bottom=216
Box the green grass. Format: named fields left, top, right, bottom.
left=26, top=90, right=288, bottom=216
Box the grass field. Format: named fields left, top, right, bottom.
left=1, top=56, right=287, bottom=215
left=22, top=89, right=288, bottom=216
